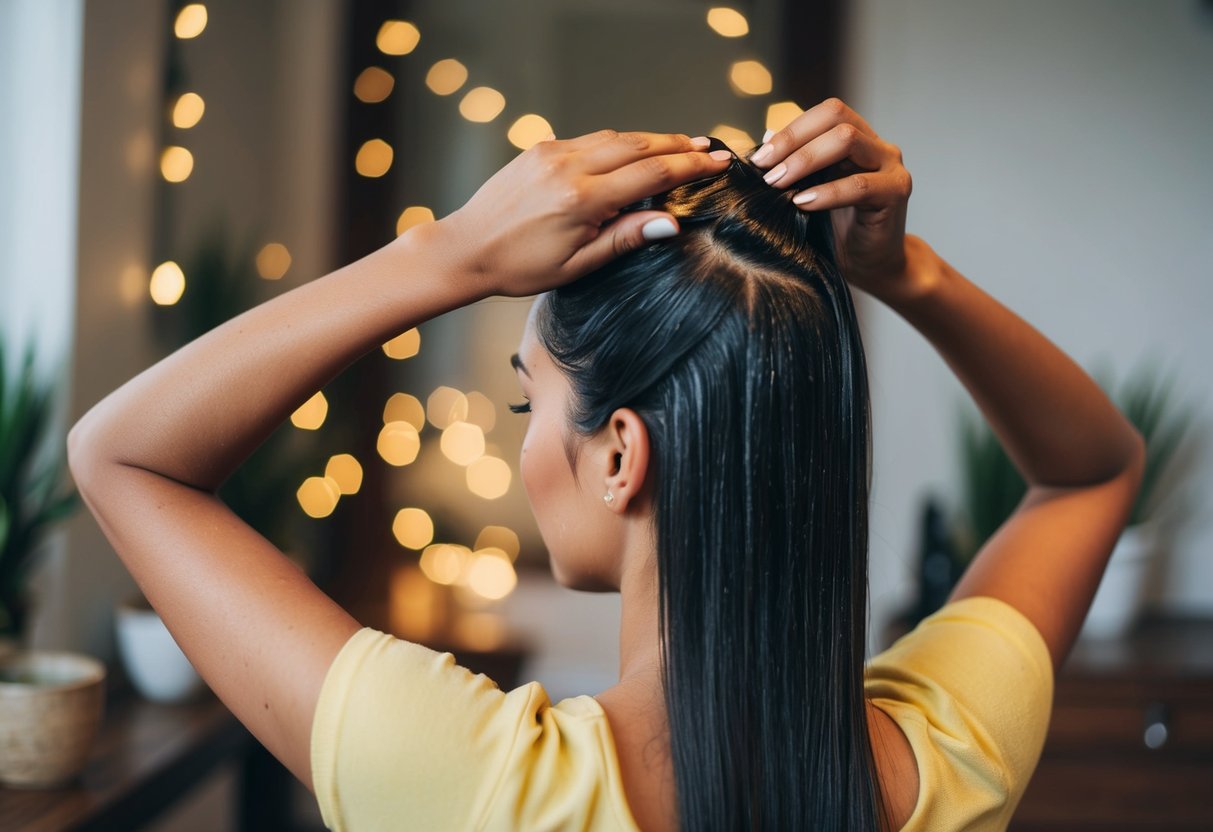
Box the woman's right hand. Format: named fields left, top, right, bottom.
left=749, top=98, right=917, bottom=301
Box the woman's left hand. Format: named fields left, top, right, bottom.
left=429, top=130, right=732, bottom=298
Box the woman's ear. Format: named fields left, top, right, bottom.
left=600, top=407, right=650, bottom=512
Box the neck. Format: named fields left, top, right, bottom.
left=616, top=542, right=662, bottom=684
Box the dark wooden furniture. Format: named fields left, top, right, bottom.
left=1010, top=613, right=1213, bottom=831
left=0, top=687, right=250, bottom=832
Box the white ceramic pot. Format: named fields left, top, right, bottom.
left=1080, top=522, right=1156, bottom=641
left=0, top=650, right=106, bottom=787
left=115, top=600, right=205, bottom=703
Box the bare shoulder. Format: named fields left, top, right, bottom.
left=867, top=699, right=921, bottom=832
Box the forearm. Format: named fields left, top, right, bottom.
left=876, top=235, right=1142, bottom=488
left=69, top=222, right=482, bottom=490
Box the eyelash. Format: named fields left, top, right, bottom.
left=507, top=399, right=531, bottom=414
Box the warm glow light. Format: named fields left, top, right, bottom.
left=425, top=58, right=468, bottom=95
left=765, top=101, right=803, bottom=134
left=376, top=20, right=420, bottom=55
left=291, top=391, right=329, bottom=430
left=464, top=391, right=496, bottom=433
left=466, top=455, right=511, bottom=499
left=709, top=123, right=756, bottom=156
left=452, top=611, right=506, bottom=651
left=392, top=507, right=434, bottom=550
left=383, top=393, right=425, bottom=431
left=353, top=66, right=395, bottom=103
left=706, top=7, right=749, bottom=37
left=419, top=543, right=469, bottom=585
left=149, top=261, right=186, bottom=305
left=427, top=386, right=468, bottom=429
left=382, top=327, right=420, bottom=359
left=395, top=206, right=435, bottom=237
left=255, top=242, right=292, bottom=280
left=160, top=146, right=194, bottom=182
left=390, top=564, right=440, bottom=642
left=507, top=114, right=554, bottom=150
left=729, top=60, right=773, bottom=96
left=440, top=421, right=485, bottom=466
left=174, top=4, right=208, bottom=39
left=467, top=549, right=517, bottom=600
left=297, top=476, right=340, bottom=518
left=172, top=92, right=205, bottom=128
left=377, top=421, right=421, bottom=466
left=325, top=454, right=363, bottom=495
left=474, top=526, right=520, bottom=561
left=355, top=138, right=393, bottom=178
left=458, top=86, right=506, bottom=122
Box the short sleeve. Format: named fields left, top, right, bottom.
left=310, top=628, right=545, bottom=832
left=864, top=595, right=1055, bottom=831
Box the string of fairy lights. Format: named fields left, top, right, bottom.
left=143, top=3, right=803, bottom=617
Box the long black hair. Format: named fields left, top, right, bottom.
left=534, top=137, right=889, bottom=831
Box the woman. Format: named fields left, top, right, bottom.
left=68, top=99, right=1144, bottom=831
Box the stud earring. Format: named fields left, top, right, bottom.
left=603, top=491, right=615, bottom=505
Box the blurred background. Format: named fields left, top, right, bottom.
left=1, top=0, right=1210, bottom=829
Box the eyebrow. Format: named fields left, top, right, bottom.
left=510, top=352, right=532, bottom=379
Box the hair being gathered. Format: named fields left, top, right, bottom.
left=534, top=137, right=891, bottom=831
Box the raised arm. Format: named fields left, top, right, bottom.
left=751, top=98, right=1144, bottom=674
left=66, top=130, right=729, bottom=791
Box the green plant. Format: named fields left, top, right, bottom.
left=0, top=338, right=81, bottom=638
left=952, top=357, right=1198, bottom=565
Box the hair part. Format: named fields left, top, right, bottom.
left=535, top=140, right=891, bottom=831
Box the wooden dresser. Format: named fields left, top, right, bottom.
left=1010, top=613, right=1213, bottom=831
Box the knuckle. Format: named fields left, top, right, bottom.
left=851, top=173, right=872, bottom=195
left=621, top=132, right=651, bottom=150
left=822, top=97, right=847, bottom=117
left=557, top=181, right=586, bottom=210
left=834, top=123, right=861, bottom=145
left=642, top=156, right=675, bottom=186
left=594, top=128, right=620, bottom=141
left=888, top=142, right=904, bottom=163
left=897, top=170, right=913, bottom=198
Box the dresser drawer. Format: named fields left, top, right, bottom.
left=1047, top=694, right=1213, bottom=756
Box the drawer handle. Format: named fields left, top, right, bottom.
left=1143, top=702, right=1169, bottom=750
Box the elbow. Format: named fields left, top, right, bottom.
left=66, top=417, right=102, bottom=487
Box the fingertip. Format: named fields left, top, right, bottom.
left=641, top=216, right=680, bottom=241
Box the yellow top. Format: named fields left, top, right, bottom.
left=311, top=595, right=1054, bottom=831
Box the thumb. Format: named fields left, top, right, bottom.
left=566, top=212, right=681, bottom=276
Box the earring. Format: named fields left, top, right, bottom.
left=603, top=491, right=615, bottom=505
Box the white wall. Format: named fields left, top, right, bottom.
left=844, top=0, right=1213, bottom=651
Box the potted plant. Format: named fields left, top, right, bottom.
left=0, top=333, right=104, bottom=787
left=946, top=357, right=1196, bottom=640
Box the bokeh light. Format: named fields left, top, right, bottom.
left=174, top=4, right=208, bottom=39
left=507, top=114, right=554, bottom=150
left=464, top=391, right=496, bottom=433
left=382, top=327, right=420, bottom=359
left=297, top=476, right=340, bottom=518
left=291, top=391, right=329, bottom=430
left=353, top=66, right=395, bottom=103
left=355, top=138, right=393, bottom=177
left=377, top=421, right=421, bottom=466
left=728, top=60, right=772, bottom=96
left=427, top=386, right=468, bottom=429
left=765, top=101, right=803, bottom=134
left=395, top=206, right=435, bottom=237
left=392, top=507, right=434, bottom=549
left=709, top=123, right=756, bottom=155
left=149, top=261, right=186, bottom=305
left=440, top=421, right=485, bottom=466
left=459, top=86, right=506, bottom=122
left=419, top=543, right=469, bottom=585
left=160, top=146, right=194, bottom=182
left=376, top=20, right=420, bottom=55
left=172, top=92, right=205, bottom=128
left=467, top=549, right=517, bottom=600
left=474, top=526, right=520, bottom=561
left=255, top=242, right=292, bottom=280
left=425, top=58, right=468, bottom=95
left=706, top=7, right=749, bottom=37
left=466, top=455, right=511, bottom=499
left=383, top=392, right=426, bottom=431
left=325, top=454, right=363, bottom=495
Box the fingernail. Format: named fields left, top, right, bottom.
left=751, top=143, right=774, bottom=165
left=642, top=217, right=679, bottom=240
left=762, top=129, right=775, bottom=143
left=689, top=135, right=711, bottom=150
left=762, top=162, right=787, bottom=185
left=708, top=149, right=732, bottom=161
left=792, top=190, right=818, bottom=205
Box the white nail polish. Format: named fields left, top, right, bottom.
left=642, top=218, right=679, bottom=240
left=763, top=129, right=774, bottom=143
left=751, top=143, right=774, bottom=165
left=792, top=190, right=818, bottom=205
left=762, top=163, right=787, bottom=184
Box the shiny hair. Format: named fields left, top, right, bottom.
left=534, top=137, right=890, bottom=830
